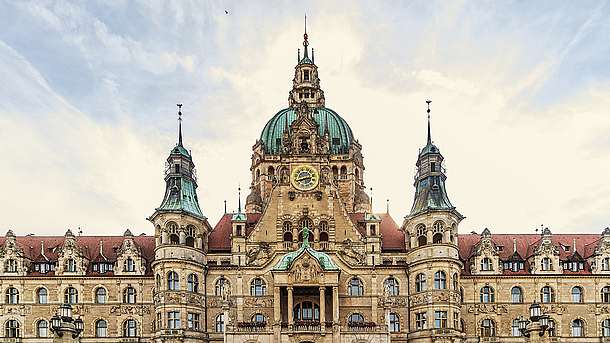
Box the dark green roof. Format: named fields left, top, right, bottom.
left=157, top=178, right=205, bottom=218
left=171, top=144, right=191, bottom=158
left=260, top=107, right=354, bottom=154
left=410, top=176, right=454, bottom=216
left=299, top=56, right=313, bottom=65
left=270, top=230, right=340, bottom=271
left=419, top=141, right=440, bottom=157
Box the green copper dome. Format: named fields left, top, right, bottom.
left=260, top=107, right=354, bottom=154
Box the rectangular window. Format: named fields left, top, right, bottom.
left=435, top=311, right=447, bottom=328
left=276, top=138, right=281, bottom=146
left=168, top=311, right=180, bottom=329
left=454, top=313, right=459, bottom=329
left=332, top=138, right=340, bottom=145
left=304, top=92, right=309, bottom=98
left=157, top=313, right=162, bottom=330
left=304, top=70, right=310, bottom=81
left=416, top=313, right=427, bottom=330
left=188, top=313, right=199, bottom=331
left=431, top=162, right=436, bottom=172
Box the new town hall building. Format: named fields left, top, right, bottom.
left=1, top=30, right=609, bottom=343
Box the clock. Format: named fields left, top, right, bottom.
left=291, top=165, right=319, bottom=191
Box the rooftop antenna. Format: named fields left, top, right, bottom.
left=426, top=100, right=432, bottom=144
left=177, top=103, right=183, bottom=146
left=386, top=199, right=390, bottom=214
left=78, top=226, right=82, bottom=236
left=224, top=200, right=227, bottom=214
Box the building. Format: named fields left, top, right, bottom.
left=0, top=27, right=609, bottom=343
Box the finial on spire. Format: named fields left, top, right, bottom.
left=426, top=100, right=432, bottom=144
left=224, top=200, right=227, bottom=214
left=303, top=15, right=309, bottom=57
left=386, top=199, right=389, bottom=214
left=238, top=184, right=242, bottom=213
left=177, top=103, right=183, bottom=146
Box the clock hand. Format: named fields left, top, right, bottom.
left=295, top=175, right=312, bottom=182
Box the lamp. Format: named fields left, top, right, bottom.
left=518, top=316, right=530, bottom=338
left=529, top=301, right=541, bottom=321
left=50, top=314, right=63, bottom=337
left=60, top=303, right=73, bottom=322
left=538, top=314, right=550, bottom=337
left=73, top=317, right=84, bottom=338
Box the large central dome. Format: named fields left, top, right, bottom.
left=260, top=107, right=354, bottom=154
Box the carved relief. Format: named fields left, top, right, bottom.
left=246, top=242, right=272, bottom=266
left=244, top=297, right=273, bottom=308
left=467, top=304, right=508, bottom=314
left=338, top=239, right=365, bottom=265
left=110, top=305, right=151, bottom=315
left=289, top=256, right=319, bottom=283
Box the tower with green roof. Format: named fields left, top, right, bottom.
left=402, top=102, right=465, bottom=343
left=148, top=105, right=212, bottom=343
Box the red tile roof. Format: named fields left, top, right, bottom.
left=208, top=213, right=262, bottom=252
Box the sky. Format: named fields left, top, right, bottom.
left=0, top=1, right=609, bottom=237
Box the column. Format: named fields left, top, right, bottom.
left=444, top=229, right=451, bottom=243
left=274, top=286, right=281, bottom=323
left=320, top=286, right=326, bottom=332
left=332, top=286, right=339, bottom=323
left=288, top=286, right=294, bottom=328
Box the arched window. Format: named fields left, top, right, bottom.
left=348, top=278, right=364, bottom=296
left=187, top=274, right=199, bottom=292
left=320, top=232, right=329, bottom=242
left=340, top=166, right=347, bottom=178
left=37, top=320, right=48, bottom=337
left=251, top=313, right=266, bottom=331
left=511, top=287, right=523, bottom=303
left=481, top=258, right=492, bottom=271
left=434, top=271, right=446, bottom=290
left=385, top=278, right=399, bottom=296
left=480, top=286, right=495, bottom=303
left=123, top=286, right=137, bottom=303
left=572, top=319, right=584, bottom=337
left=432, top=222, right=444, bottom=243
left=417, top=225, right=427, bottom=246
left=64, top=287, right=78, bottom=304
left=542, top=257, right=551, bottom=271
left=5, top=287, right=19, bottom=304
left=123, top=319, right=137, bottom=337
left=511, top=319, right=522, bottom=337
left=5, top=319, right=19, bottom=338
left=603, top=286, right=610, bottom=303
left=415, top=274, right=426, bottom=292
left=481, top=319, right=495, bottom=337
left=332, top=166, right=338, bottom=179
left=170, top=234, right=179, bottom=244
left=572, top=286, right=583, bottom=303
left=389, top=313, right=400, bottom=332
left=268, top=166, right=275, bottom=178
left=37, top=288, right=48, bottom=304
left=124, top=258, right=135, bottom=272
left=96, top=319, right=107, bottom=337
left=5, top=259, right=16, bottom=272
left=603, top=319, right=610, bottom=336
left=216, top=314, right=224, bottom=332
left=96, top=287, right=107, bottom=303
left=168, top=271, right=179, bottom=291
left=604, top=258, right=610, bottom=271
left=65, top=259, right=75, bottom=272
left=250, top=278, right=267, bottom=296
left=293, top=301, right=320, bottom=321
left=215, top=278, right=230, bottom=296
left=299, top=218, right=313, bottom=230
left=283, top=232, right=293, bottom=242
left=156, top=274, right=161, bottom=290
left=186, top=226, right=196, bottom=247
left=348, top=313, right=364, bottom=331
left=541, top=286, right=554, bottom=303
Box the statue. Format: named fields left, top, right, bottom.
left=383, top=282, right=392, bottom=301
left=303, top=226, right=310, bottom=243
left=221, top=282, right=231, bottom=302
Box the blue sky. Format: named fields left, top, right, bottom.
left=0, top=1, right=609, bottom=236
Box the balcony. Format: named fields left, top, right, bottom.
left=235, top=322, right=268, bottom=332
left=319, top=242, right=329, bottom=250
left=284, top=242, right=294, bottom=250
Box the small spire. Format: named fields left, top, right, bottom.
left=426, top=100, right=432, bottom=144
left=302, top=15, right=309, bottom=59
left=370, top=187, right=373, bottom=211
left=177, top=103, right=183, bottom=146
left=224, top=200, right=227, bottom=214
left=312, top=48, right=314, bottom=63
left=513, top=238, right=516, bottom=252
left=386, top=199, right=390, bottom=214
left=238, top=184, right=242, bottom=213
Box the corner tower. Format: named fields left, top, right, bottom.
left=402, top=102, right=464, bottom=343
left=148, top=105, right=212, bottom=343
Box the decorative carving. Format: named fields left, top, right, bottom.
left=247, top=242, right=272, bottom=266
left=244, top=297, right=273, bottom=308
left=468, top=304, right=508, bottom=314
left=338, top=239, right=365, bottom=265
left=290, top=256, right=318, bottom=283
left=110, top=305, right=151, bottom=315
left=186, top=293, right=204, bottom=306
left=378, top=297, right=408, bottom=307
left=543, top=304, right=567, bottom=314
left=4, top=306, right=31, bottom=315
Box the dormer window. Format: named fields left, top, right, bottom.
left=125, top=258, right=135, bottom=272
left=542, top=258, right=552, bottom=271
left=66, top=259, right=75, bottom=272
left=303, top=70, right=310, bottom=81
left=603, top=258, right=610, bottom=271
left=5, top=259, right=16, bottom=272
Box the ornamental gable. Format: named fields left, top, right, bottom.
left=56, top=229, right=88, bottom=274
left=0, top=230, right=28, bottom=276
left=115, top=229, right=146, bottom=275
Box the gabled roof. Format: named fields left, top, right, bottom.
left=208, top=213, right=262, bottom=252
left=348, top=213, right=405, bottom=251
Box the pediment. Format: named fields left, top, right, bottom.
left=288, top=250, right=322, bottom=284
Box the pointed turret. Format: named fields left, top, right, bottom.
left=156, top=104, right=204, bottom=218
left=409, top=101, right=461, bottom=217
left=288, top=16, right=326, bottom=108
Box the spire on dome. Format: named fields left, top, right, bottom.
left=298, top=15, right=313, bottom=65
left=426, top=100, right=432, bottom=145
left=177, top=103, right=183, bottom=146
left=238, top=184, right=242, bottom=213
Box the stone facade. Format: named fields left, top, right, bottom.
left=0, top=28, right=609, bottom=343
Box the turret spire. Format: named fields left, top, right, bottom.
left=302, top=15, right=309, bottom=60
left=426, top=100, right=432, bottom=145
left=238, top=184, right=242, bottom=213
left=177, top=103, right=183, bottom=146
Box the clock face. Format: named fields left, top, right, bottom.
left=291, top=165, right=319, bottom=191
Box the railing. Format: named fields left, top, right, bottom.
left=346, top=322, right=378, bottom=332
left=292, top=321, right=322, bottom=331
left=319, top=242, right=329, bottom=250
left=284, top=242, right=293, bottom=250
left=235, top=322, right=267, bottom=332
